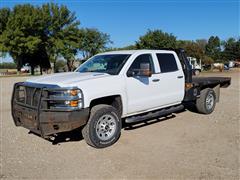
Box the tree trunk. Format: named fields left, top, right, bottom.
left=67, top=59, right=74, bottom=72
left=16, top=57, right=22, bottom=75
left=30, top=65, right=35, bottom=75
left=40, top=65, right=43, bottom=75
left=53, top=61, right=56, bottom=73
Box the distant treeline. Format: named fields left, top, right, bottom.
left=0, top=62, right=16, bottom=69
left=0, top=3, right=239, bottom=75
left=107, top=30, right=240, bottom=65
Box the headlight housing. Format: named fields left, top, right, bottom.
left=46, top=88, right=83, bottom=110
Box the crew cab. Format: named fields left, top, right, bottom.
left=11, top=49, right=231, bottom=148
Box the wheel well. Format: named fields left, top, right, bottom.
left=90, top=95, right=123, bottom=116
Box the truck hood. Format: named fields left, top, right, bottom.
left=26, top=72, right=110, bottom=87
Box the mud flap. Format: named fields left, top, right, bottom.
left=213, top=84, right=220, bottom=102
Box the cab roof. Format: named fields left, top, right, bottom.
left=99, top=49, right=176, bottom=55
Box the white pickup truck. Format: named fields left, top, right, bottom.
left=11, top=49, right=231, bottom=148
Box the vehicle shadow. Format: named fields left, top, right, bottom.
left=28, top=128, right=84, bottom=145
left=30, top=108, right=187, bottom=145
left=183, top=102, right=199, bottom=113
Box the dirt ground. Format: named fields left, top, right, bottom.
left=0, top=69, right=239, bottom=179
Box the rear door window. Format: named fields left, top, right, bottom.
left=156, top=53, right=178, bottom=73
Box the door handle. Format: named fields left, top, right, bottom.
left=152, top=79, right=160, bottom=82
left=177, top=76, right=183, bottom=79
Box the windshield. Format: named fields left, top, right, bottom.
left=76, top=54, right=131, bottom=75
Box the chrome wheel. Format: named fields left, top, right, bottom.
left=96, top=114, right=117, bottom=141
left=206, top=93, right=214, bottom=110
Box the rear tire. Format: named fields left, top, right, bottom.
left=82, top=104, right=121, bottom=148
left=196, top=88, right=216, bottom=114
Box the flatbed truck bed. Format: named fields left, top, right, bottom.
left=192, top=77, right=231, bottom=88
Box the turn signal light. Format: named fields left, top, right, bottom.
left=185, top=83, right=193, bottom=89
left=70, top=100, right=79, bottom=107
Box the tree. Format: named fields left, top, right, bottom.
left=41, top=3, right=80, bottom=72
left=0, top=52, right=7, bottom=58
left=205, top=36, right=221, bottom=61
left=2, top=5, right=46, bottom=74
left=59, top=28, right=79, bottom=71
left=0, top=3, right=80, bottom=74
left=136, top=29, right=177, bottom=49
left=0, top=8, right=10, bottom=34
left=79, top=28, right=112, bottom=59
left=196, top=39, right=207, bottom=54
left=176, top=40, right=191, bottom=48
left=202, top=55, right=214, bottom=65
left=184, top=42, right=204, bottom=60
left=0, top=8, right=10, bottom=56
left=55, top=59, right=66, bottom=72
left=0, top=62, right=17, bottom=69
left=0, top=4, right=49, bottom=74
left=177, top=40, right=204, bottom=60
left=221, top=38, right=240, bottom=62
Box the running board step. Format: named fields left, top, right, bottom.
left=125, top=105, right=184, bottom=123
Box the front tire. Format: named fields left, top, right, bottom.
left=82, top=104, right=121, bottom=148
left=196, top=88, right=216, bottom=114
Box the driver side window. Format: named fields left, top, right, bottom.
left=127, top=54, right=154, bottom=76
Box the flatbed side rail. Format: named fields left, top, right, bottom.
left=192, top=77, right=231, bottom=88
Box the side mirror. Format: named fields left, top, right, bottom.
left=127, top=70, right=135, bottom=77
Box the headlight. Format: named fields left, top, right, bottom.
left=48, top=88, right=83, bottom=110
left=69, top=89, right=80, bottom=96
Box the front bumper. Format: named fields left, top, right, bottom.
left=11, top=82, right=89, bottom=138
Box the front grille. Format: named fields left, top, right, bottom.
left=13, top=82, right=82, bottom=111
left=25, top=87, right=33, bottom=105
left=15, top=85, right=41, bottom=107
left=33, top=89, right=41, bottom=106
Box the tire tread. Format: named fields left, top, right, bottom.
left=196, top=88, right=216, bottom=114
left=82, top=104, right=121, bottom=148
